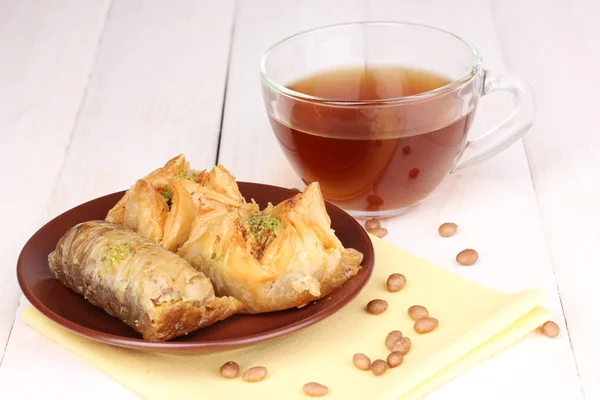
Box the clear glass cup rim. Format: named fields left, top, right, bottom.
left=260, top=21, right=483, bottom=106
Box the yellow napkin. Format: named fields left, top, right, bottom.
left=23, top=236, right=550, bottom=399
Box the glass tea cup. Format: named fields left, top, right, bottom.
left=260, top=22, right=535, bottom=217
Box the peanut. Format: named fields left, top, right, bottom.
left=352, top=353, right=371, bottom=370
left=408, top=168, right=420, bottom=179
left=371, top=359, right=388, bottom=376
left=414, top=317, right=439, bottom=334
left=303, top=382, right=329, bottom=397
left=391, top=337, right=411, bottom=355
left=365, top=218, right=380, bottom=230
left=367, top=194, right=384, bottom=205
left=385, top=330, right=403, bottom=350
left=366, top=299, right=388, bottom=314
left=367, top=227, right=388, bottom=238
left=387, top=352, right=404, bottom=368
left=242, top=366, right=267, bottom=382
left=542, top=321, right=560, bottom=338
left=366, top=203, right=380, bottom=212
left=407, top=305, right=429, bottom=321
left=438, top=222, right=458, bottom=237
left=456, top=249, right=478, bottom=266
left=386, top=273, right=406, bottom=292
left=219, top=361, right=239, bottom=379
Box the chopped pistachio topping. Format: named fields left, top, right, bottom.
left=174, top=169, right=196, bottom=182
left=102, top=241, right=137, bottom=270
left=161, top=187, right=173, bottom=206
left=246, top=212, right=281, bottom=238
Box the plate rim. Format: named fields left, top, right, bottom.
left=17, top=182, right=375, bottom=352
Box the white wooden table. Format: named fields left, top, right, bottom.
left=1, top=1, right=598, bottom=398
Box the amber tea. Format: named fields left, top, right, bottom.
left=268, top=66, right=474, bottom=212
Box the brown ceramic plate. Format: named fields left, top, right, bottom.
left=17, top=182, right=374, bottom=353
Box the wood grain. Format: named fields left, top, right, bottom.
left=492, top=0, right=600, bottom=397
left=217, top=0, right=583, bottom=398
left=0, top=0, right=109, bottom=362
left=217, top=0, right=367, bottom=187
left=0, top=0, right=235, bottom=395
left=0, top=300, right=133, bottom=399
left=45, top=0, right=235, bottom=220
left=2, top=0, right=597, bottom=398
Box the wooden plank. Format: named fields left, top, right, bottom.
left=491, top=0, right=600, bottom=397
left=0, top=0, right=109, bottom=362
left=0, top=0, right=235, bottom=396
left=1, top=300, right=133, bottom=399
left=217, top=0, right=583, bottom=398
left=45, top=0, right=236, bottom=219
left=217, top=0, right=368, bottom=187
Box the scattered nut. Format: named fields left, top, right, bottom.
left=352, top=353, right=372, bottom=370
left=367, top=194, right=384, bottom=205
left=387, top=352, right=404, bottom=368
left=409, top=168, right=420, bottom=179
left=438, top=222, right=458, bottom=237
left=367, top=227, right=388, bottom=238
left=303, top=382, right=329, bottom=397
left=365, top=218, right=380, bottom=230
left=407, top=305, right=429, bottom=321
left=219, top=361, right=239, bottom=379
left=242, top=366, right=268, bottom=382
left=366, top=299, right=388, bottom=314
left=542, top=321, right=560, bottom=338
left=386, top=273, right=406, bottom=292
left=371, top=359, right=388, bottom=376
left=385, top=330, right=403, bottom=350
left=366, top=203, right=380, bottom=212
left=402, top=145, right=411, bottom=154
left=414, top=317, right=439, bottom=334
left=456, top=249, right=478, bottom=266
left=391, top=337, right=411, bottom=355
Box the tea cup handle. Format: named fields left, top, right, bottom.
left=451, top=70, right=535, bottom=171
